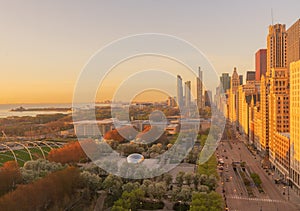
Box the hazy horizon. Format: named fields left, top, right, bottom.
left=1, top=1, right=300, bottom=104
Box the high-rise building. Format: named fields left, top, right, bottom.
left=267, top=24, right=287, bottom=73
left=260, top=75, right=269, bottom=154
left=177, top=75, right=183, bottom=108
left=167, top=96, right=176, bottom=107
left=287, top=19, right=300, bottom=69
left=255, top=49, right=267, bottom=81
left=204, top=90, right=212, bottom=107
left=246, top=71, right=256, bottom=82
left=185, top=81, right=191, bottom=108
left=231, top=67, right=240, bottom=92
left=237, top=81, right=256, bottom=138
left=258, top=23, right=288, bottom=157
left=228, top=67, right=240, bottom=123
left=263, top=24, right=290, bottom=181
left=268, top=67, right=289, bottom=171
left=215, top=84, right=227, bottom=116
left=290, top=60, right=300, bottom=191
left=220, top=73, right=231, bottom=93
left=254, top=102, right=262, bottom=151
left=197, top=67, right=203, bottom=109
left=288, top=19, right=300, bottom=192
left=239, top=75, right=243, bottom=85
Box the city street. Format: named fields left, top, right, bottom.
left=216, top=129, right=300, bottom=211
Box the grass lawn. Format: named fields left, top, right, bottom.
left=0, top=146, right=55, bottom=166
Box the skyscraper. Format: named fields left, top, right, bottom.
left=268, top=67, right=289, bottom=169
left=288, top=19, right=300, bottom=192
left=255, top=49, right=267, bottom=81
left=204, top=90, right=212, bottom=107
left=228, top=67, right=240, bottom=123
left=220, top=73, right=231, bottom=93
left=231, top=67, right=240, bottom=92
left=260, top=75, right=269, bottom=153
left=287, top=19, right=300, bottom=69
left=177, top=75, right=183, bottom=108
left=267, top=24, right=287, bottom=73
left=197, top=67, right=203, bottom=109
left=259, top=24, right=288, bottom=157
left=290, top=60, right=300, bottom=191
left=185, top=81, right=191, bottom=108
left=265, top=24, right=289, bottom=179
left=239, top=75, right=243, bottom=85
left=246, top=71, right=256, bottom=82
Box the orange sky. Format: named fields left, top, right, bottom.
left=2, top=1, right=299, bottom=104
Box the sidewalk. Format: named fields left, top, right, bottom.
left=265, top=171, right=300, bottom=209
left=233, top=126, right=300, bottom=208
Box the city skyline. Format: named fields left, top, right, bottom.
left=1, top=1, right=300, bottom=104
left=2, top=2, right=300, bottom=211
left=214, top=16, right=300, bottom=201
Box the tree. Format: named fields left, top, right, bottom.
left=206, top=175, right=217, bottom=190
left=111, top=188, right=145, bottom=211
left=189, top=192, right=224, bottom=211
left=141, top=180, right=167, bottom=200
left=122, top=182, right=140, bottom=193
left=163, top=173, right=173, bottom=188
left=21, top=159, right=64, bottom=183
left=104, top=126, right=137, bottom=142
left=184, top=172, right=193, bottom=186
left=47, top=141, right=87, bottom=164
left=80, top=171, right=102, bottom=191
left=250, top=173, right=262, bottom=187
left=198, top=185, right=209, bottom=193
left=0, top=161, right=22, bottom=196
left=193, top=174, right=200, bottom=190
left=176, top=186, right=192, bottom=202
left=117, top=143, right=144, bottom=156
left=176, top=171, right=185, bottom=187
left=104, top=129, right=125, bottom=142
left=198, top=155, right=218, bottom=178
left=102, top=174, right=123, bottom=201
left=0, top=167, right=81, bottom=210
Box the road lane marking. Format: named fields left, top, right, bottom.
left=227, top=195, right=287, bottom=203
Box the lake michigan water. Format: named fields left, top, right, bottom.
left=0, top=103, right=72, bottom=118
left=0, top=103, right=109, bottom=118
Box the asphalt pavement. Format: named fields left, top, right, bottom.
left=215, top=130, right=300, bottom=211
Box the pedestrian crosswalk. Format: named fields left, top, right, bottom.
left=227, top=195, right=286, bottom=203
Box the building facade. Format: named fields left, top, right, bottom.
left=287, top=19, right=300, bottom=69
left=246, top=71, right=256, bottom=82
left=268, top=67, right=290, bottom=169
left=290, top=60, right=300, bottom=191
left=177, top=75, right=184, bottom=108
left=184, top=81, right=191, bottom=108
left=197, top=67, right=203, bottom=109
left=267, top=24, right=287, bottom=71
left=228, top=68, right=240, bottom=123
left=260, top=75, right=269, bottom=154
left=204, top=90, right=212, bottom=107
left=255, top=49, right=267, bottom=81
left=220, top=73, right=231, bottom=93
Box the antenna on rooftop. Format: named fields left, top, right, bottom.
left=271, top=8, right=274, bottom=25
